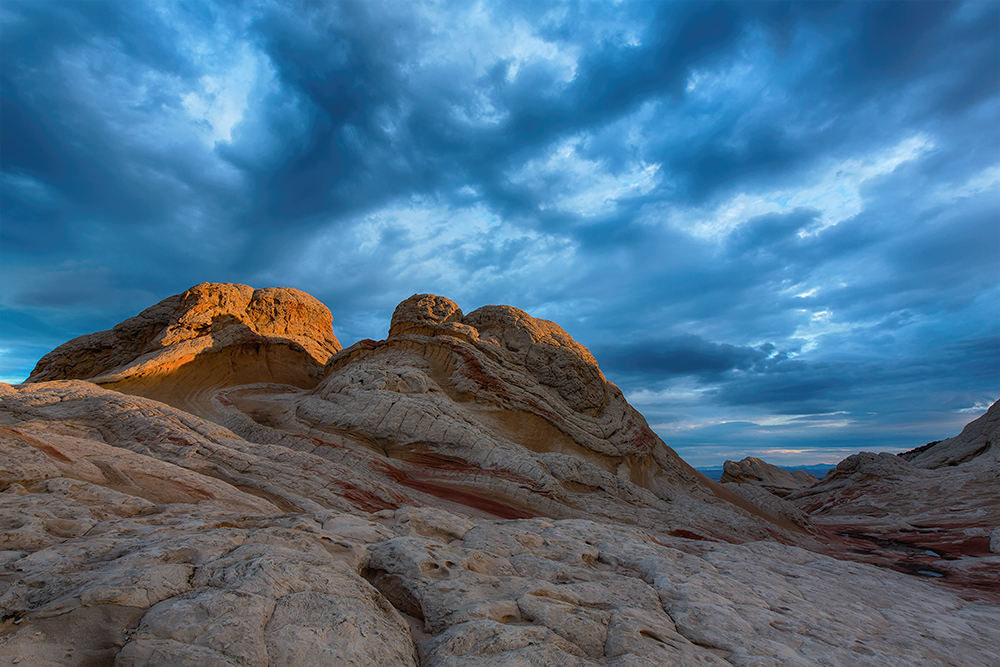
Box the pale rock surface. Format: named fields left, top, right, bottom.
left=2, top=284, right=998, bottom=665
left=203, top=292, right=802, bottom=543
left=721, top=483, right=812, bottom=529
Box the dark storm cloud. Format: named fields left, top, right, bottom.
left=599, top=335, right=778, bottom=378
left=1, top=0, right=997, bottom=467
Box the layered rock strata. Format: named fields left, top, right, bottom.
left=24, top=290, right=804, bottom=544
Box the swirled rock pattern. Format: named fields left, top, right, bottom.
left=2, top=284, right=997, bottom=665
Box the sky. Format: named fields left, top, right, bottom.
left=2, top=0, right=998, bottom=468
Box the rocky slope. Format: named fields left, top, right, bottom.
left=786, top=400, right=999, bottom=595
left=2, top=283, right=998, bottom=666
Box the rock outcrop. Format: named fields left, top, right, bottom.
left=3, top=284, right=998, bottom=666
left=899, top=401, right=997, bottom=469
left=720, top=457, right=818, bottom=496
left=787, top=401, right=1000, bottom=593
left=23, top=289, right=799, bottom=543
left=26, top=283, right=342, bottom=413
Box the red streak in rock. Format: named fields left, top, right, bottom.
left=669, top=529, right=711, bottom=541
left=522, top=398, right=563, bottom=425
left=398, top=478, right=536, bottom=520
left=370, top=459, right=535, bottom=519
left=443, top=341, right=511, bottom=399
left=396, top=449, right=539, bottom=487
left=34, top=443, right=74, bottom=463
left=328, top=478, right=401, bottom=512
left=299, top=435, right=348, bottom=451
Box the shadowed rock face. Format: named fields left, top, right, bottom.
left=3, top=284, right=998, bottom=666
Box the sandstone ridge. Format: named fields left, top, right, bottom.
left=784, top=399, right=1000, bottom=590
left=27, top=283, right=343, bottom=411
left=720, top=457, right=818, bottom=496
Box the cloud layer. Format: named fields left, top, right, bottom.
left=3, top=0, right=997, bottom=466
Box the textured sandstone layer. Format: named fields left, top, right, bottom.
left=3, top=283, right=998, bottom=666
left=25, top=290, right=804, bottom=544
left=1, top=421, right=997, bottom=667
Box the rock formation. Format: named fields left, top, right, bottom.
left=785, top=400, right=1000, bottom=593
left=2, top=283, right=998, bottom=666
left=27, top=283, right=342, bottom=413
left=720, top=457, right=818, bottom=496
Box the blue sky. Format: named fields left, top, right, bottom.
left=2, top=1, right=997, bottom=467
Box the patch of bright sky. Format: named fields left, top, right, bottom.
left=791, top=308, right=858, bottom=354
left=751, top=447, right=858, bottom=464
left=0, top=349, right=25, bottom=384
left=755, top=412, right=852, bottom=428
left=685, top=60, right=758, bottom=98
left=181, top=43, right=270, bottom=145
left=625, top=377, right=856, bottom=437
left=672, top=437, right=904, bottom=468
left=416, top=3, right=578, bottom=85
left=289, top=199, right=577, bottom=304
left=448, top=90, right=508, bottom=128
left=679, top=135, right=934, bottom=241
left=624, top=379, right=716, bottom=411
left=508, top=136, right=660, bottom=217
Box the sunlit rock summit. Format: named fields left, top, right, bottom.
left=2, top=283, right=997, bottom=667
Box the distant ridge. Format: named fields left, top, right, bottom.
left=698, top=463, right=834, bottom=482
